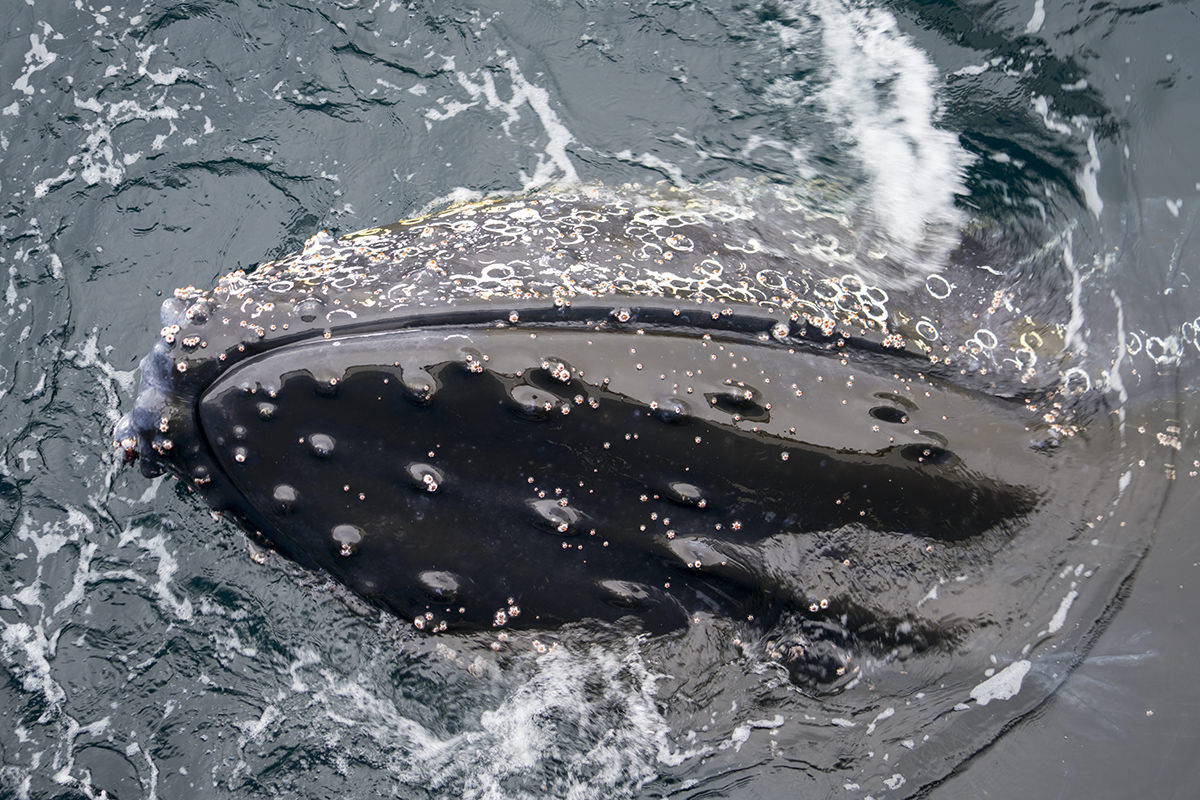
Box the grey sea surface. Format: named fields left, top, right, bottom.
left=1, top=1, right=1198, bottom=798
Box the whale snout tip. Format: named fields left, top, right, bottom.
left=112, top=430, right=165, bottom=477
left=112, top=406, right=167, bottom=478
left=116, top=434, right=139, bottom=466
left=113, top=412, right=141, bottom=466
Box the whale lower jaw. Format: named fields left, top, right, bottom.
left=119, top=298, right=1040, bottom=649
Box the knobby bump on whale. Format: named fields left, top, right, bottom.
left=114, top=178, right=1105, bottom=692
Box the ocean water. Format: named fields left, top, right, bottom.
left=2, top=0, right=1198, bottom=798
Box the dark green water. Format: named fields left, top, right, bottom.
left=2, top=1, right=1198, bottom=798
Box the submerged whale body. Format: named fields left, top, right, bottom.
left=113, top=182, right=1160, bottom=792
left=115, top=182, right=1097, bottom=673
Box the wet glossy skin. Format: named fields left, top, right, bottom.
left=194, top=316, right=1039, bottom=639
left=114, top=184, right=1090, bottom=691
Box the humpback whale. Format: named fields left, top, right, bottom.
left=114, top=181, right=1111, bottom=687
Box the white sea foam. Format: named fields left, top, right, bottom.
left=72, top=326, right=135, bottom=391
left=18, top=38, right=200, bottom=199
left=1079, top=131, right=1103, bottom=218
left=1031, top=95, right=1105, bottom=220
left=969, top=659, right=1031, bottom=705
left=235, top=705, right=281, bottom=746
left=865, top=706, right=895, bottom=735
left=136, top=43, right=188, bottom=85
left=117, top=528, right=194, bottom=620
left=2, top=481, right=182, bottom=797
left=452, top=56, right=579, bottom=190
left=73, top=96, right=179, bottom=186
left=1032, top=94, right=1073, bottom=135
left=1061, top=232, right=1086, bottom=355
left=1026, top=0, right=1046, bottom=34
left=12, top=25, right=59, bottom=96
left=1047, top=588, right=1078, bottom=634
left=720, top=715, right=785, bottom=752
left=811, top=0, right=969, bottom=280
left=613, top=150, right=686, bottom=186
left=33, top=169, right=74, bottom=199
left=305, top=643, right=680, bottom=798
left=424, top=98, right=476, bottom=123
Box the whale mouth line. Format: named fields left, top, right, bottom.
left=116, top=296, right=932, bottom=479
